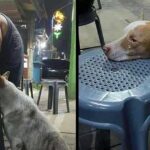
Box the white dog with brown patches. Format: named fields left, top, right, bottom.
left=0, top=72, right=69, bottom=150
left=103, top=20, right=150, bottom=61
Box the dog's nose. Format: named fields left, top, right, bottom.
left=103, top=45, right=111, bottom=54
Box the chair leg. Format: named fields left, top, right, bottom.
left=24, top=80, right=29, bottom=96
left=29, top=82, right=34, bottom=99
left=48, top=86, right=54, bottom=110
left=0, top=114, right=5, bottom=150
left=78, top=29, right=80, bottom=55
left=65, top=85, right=70, bottom=112
left=95, top=129, right=111, bottom=150
left=95, top=14, right=105, bottom=47
left=53, top=82, right=59, bottom=114
left=37, top=85, right=43, bottom=105
left=97, top=0, right=102, bottom=9
left=21, top=76, right=23, bottom=91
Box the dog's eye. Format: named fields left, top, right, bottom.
left=129, top=35, right=137, bottom=42
left=131, top=38, right=137, bottom=42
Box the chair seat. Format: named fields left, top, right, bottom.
left=41, top=79, right=66, bottom=85
left=41, top=59, right=69, bottom=80
left=79, top=48, right=150, bottom=150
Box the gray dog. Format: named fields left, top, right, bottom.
left=0, top=72, right=69, bottom=150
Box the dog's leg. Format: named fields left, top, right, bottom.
left=47, top=132, right=69, bottom=150
left=3, top=111, right=26, bottom=150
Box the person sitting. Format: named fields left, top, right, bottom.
left=0, top=13, right=24, bottom=150
left=0, top=13, right=24, bottom=87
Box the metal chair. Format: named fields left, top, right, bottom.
left=37, top=59, right=70, bottom=114
left=97, top=0, right=102, bottom=9
left=78, top=0, right=105, bottom=54
left=79, top=48, right=150, bottom=150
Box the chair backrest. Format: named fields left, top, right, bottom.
left=42, top=59, right=70, bottom=80
left=78, top=0, right=94, bottom=14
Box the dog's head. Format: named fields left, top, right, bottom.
left=103, top=21, right=150, bottom=61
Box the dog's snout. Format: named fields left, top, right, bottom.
left=103, top=45, right=111, bottom=54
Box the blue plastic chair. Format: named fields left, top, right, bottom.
left=79, top=48, right=150, bottom=150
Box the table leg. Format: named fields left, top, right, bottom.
left=65, top=85, right=70, bottom=112
left=24, top=80, right=29, bottom=96
left=29, top=82, right=34, bottom=98
left=48, top=86, right=53, bottom=110
left=53, top=82, right=59, bottom=114
left=0, top=114, right=5, bottom=150
left=37, top=85, right=43, bottom=105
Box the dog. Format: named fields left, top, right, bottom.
left=0, top=72, right=69, bottom=150
left=103, top=20, right=150, bottom=61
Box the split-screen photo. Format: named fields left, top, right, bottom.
left=1, top=0, right=150, bottom=150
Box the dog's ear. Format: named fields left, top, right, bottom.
left=0, top=76, right=5, bottom=88
left=0, top=71, right=10, bottom=88
left=2, top=71, right=10, bottom=80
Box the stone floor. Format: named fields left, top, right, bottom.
left=4, top=86, right=76, bottom=150
left=79, top=0, right=150, bottom=48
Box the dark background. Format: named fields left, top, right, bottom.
left=35, top=0, right=73, bottom=59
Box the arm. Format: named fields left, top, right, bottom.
left=0, top=23, right=2, bottom=53
left=0, top=14, right=9, bottom=53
